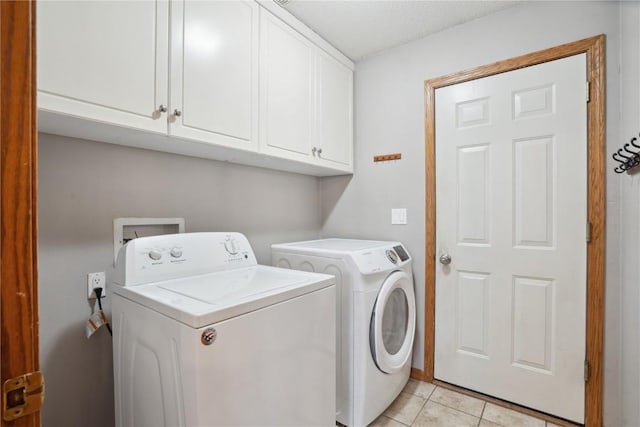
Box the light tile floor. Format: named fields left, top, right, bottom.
left=369, top=379, right=561, bottom=427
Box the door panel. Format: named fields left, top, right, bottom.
left=457, top=145, right=490, bottom=245
left=456, top=271, right=490, bottom=358
left=513, top=136, right=555, bottom=247
left=512, top=276, right=554, bottom=372
left=434, top=54, right=587, bottom=423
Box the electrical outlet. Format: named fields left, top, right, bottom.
left=87, top=272, right=106, bottom=299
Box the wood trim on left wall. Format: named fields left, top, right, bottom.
left=0, top=1, right=40, bottom=426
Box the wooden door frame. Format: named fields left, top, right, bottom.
left=420, top=35, right=605, bottom=426
left=0, top=1, right=40, bottom=426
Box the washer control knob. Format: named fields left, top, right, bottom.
left=148, top=249, right=162, bottom=261
left=224, top=238, right=240, bottom=255
left=386, top=249, right=398, bottom=264
left=170, top=247, right=183, bottom=258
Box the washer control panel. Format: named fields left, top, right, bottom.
left=113, top=232, right=258, bottom=286
left=352, top=243, right=411, bottom=275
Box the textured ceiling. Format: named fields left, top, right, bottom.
left=279, top=1, right=519, bottom=61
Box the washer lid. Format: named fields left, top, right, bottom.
left=111, top=265, right=335, bottom=328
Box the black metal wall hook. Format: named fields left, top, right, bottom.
left=613, top=132, right=640, bottom=174
left=624, top=143, right=640, bottom=157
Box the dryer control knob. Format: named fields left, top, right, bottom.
left=170, top=247, right=183, bottom=258
left=148, top=249, right=162, bottom=261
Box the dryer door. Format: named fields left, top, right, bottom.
left=370, top=270, right=416, bottom=374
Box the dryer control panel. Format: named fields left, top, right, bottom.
left=351, top=244, right=411, bottom=275
left=113, top=232, right=258, bottom=287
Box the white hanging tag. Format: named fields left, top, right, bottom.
left=86, top=310, right=108, bottom=338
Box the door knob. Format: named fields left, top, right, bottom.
left=174, top=109, right=182, bottom=117
left=158, top=104, right=167, bottom=113
left=439, top=253, right=452, bottom=265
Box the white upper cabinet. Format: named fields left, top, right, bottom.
left=37, top=0, right=169, bottom=133
left=316, top=50, right=353, bottom=168
left=259, top=8, right=353, bottom=173
left=37, top=1, right=353, bottom=176
left=259, top=10, right=315, bottom=160
left=170, top=0, right=259, bottom=150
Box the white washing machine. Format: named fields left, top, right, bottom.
left=111, top=232, right=336, bottom=427
left=271, top=239, right=416, bottom=427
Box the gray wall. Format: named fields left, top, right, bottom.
left=319, top=2, right=623, bottom=425
left=619, top=4, right=640, bottom=426
left=38, top=133, right=322, bottom=427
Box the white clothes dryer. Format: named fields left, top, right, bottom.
left=271, top=239, right=416, bottom=427
left=111, top=232, right=336, bottom=427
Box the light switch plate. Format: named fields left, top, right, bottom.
left=391, top=208, right=407, bottom=225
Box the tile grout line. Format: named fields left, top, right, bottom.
left=425, top=384, right=437, bottom=400
left=478, top=401, right=487, bottom=427
left=408, top=398, right=428, bottom=426
left=402, top=381, right=436, bottom=426
left=428, top=388, right=486, bottom=420
left=409, top=382, right=548, bottom=426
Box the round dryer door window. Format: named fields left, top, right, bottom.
left=370, top=271, right=416, bottom=374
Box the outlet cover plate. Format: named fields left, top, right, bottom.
left=87, top=272, right=106, bottom=299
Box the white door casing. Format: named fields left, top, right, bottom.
left=434, top=54, right=587, bottom=422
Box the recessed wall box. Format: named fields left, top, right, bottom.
left=113, top=217, right=185, bottom=263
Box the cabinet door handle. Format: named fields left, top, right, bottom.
left=317, top=148, right=323, bottom=155
left=158, top=104, right=167, bottom=113
left=311, top=147, right=317, bottom=155
left=174, top=109, right=182, bottom=117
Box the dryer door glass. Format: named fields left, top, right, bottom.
left=370, top=271, right=416, bottom=374
left=382, top=288, right=408, bottom=355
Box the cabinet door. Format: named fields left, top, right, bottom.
left=170, top=0, right=258, bottom=150
left=37, top=1, right=168, bottom=133
left=317, top=51, right=353, bottom=170
left=259, top=9, right=316, bottom=161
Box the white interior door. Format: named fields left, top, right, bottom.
left=434, top=54, right=587, bottom=423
